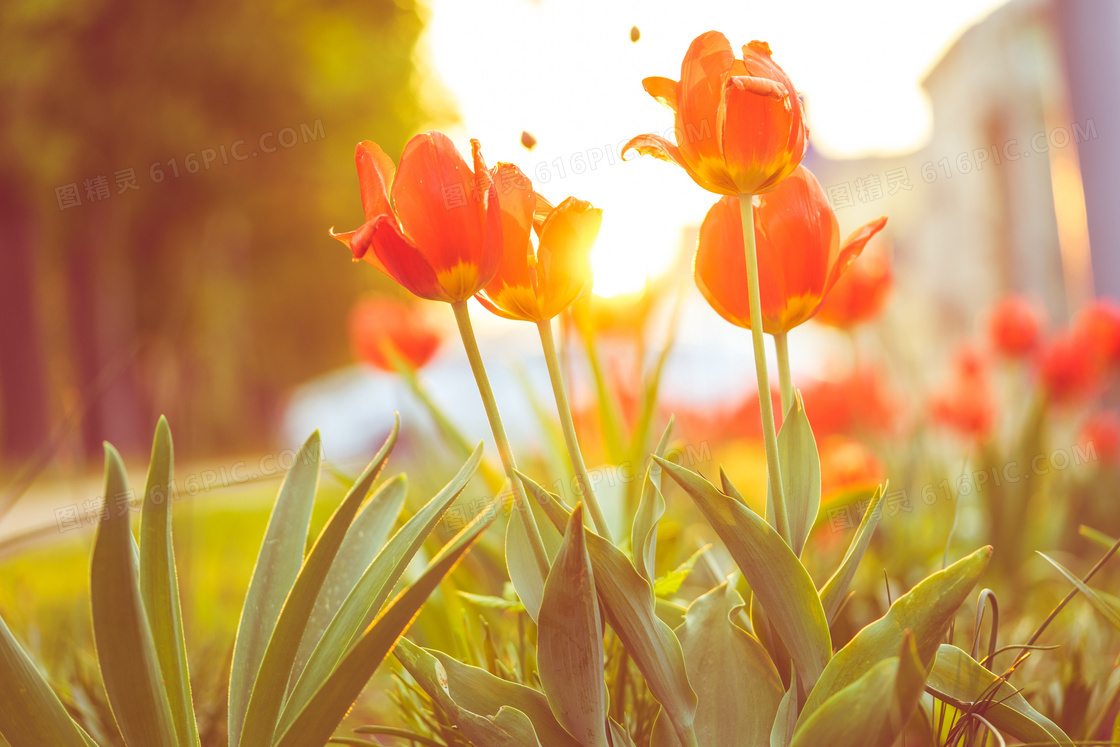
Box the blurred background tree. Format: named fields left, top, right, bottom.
left=0, top=0, right=445, bottom=464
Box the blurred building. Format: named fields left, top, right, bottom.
left=806, top=0, right=1116, bottom=350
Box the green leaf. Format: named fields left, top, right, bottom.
left=538, top=504, right=610, bottom=747
left=506, top=499, right=547, bottom=622
left=656, top=457, right=831, bottom=701
left=229, top=430, right=323, bottom=747
left=718, top=467, right=747, bottom=506
left=0, top=615, right=90, bottom=747
left=790, top=631, right=926, bottom=747
left=273, top=502, right=497, bottom=747
left=769, top=677, right=797, bottom=747
left=653, top=545, right=709, bottom=599
left=517, top=471, right=699, bottom=747
left=632, top=420, right=673, bottom=584
left=776, top=392, right=820, bottom=557
left=279, top=443, right=482, bottom=732
left=799, top=546, right=992, bottom=727
left=652, top=581, right=782, bottom=747
left=818, top=486, right=884, bottom=623
left=91, top=444, right=178, bottom=746
left=395, top=637, right=578, bottom=747
left=238, top=422, right=398, bottom=746
left=926, top=644, right=1072, bottom=746
left=290, top=474, right=408, bottom=688
left=1038, top=552, right=1120, bottom=630
left=138, top=417, right=200, bottom=747
left=458, top=591, right=526, bottom=613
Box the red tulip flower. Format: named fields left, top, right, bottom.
left=475, top=163, right=602, bottom=322
left=331, top=133, right=502, bottom=302
left=624, top=32, right=808, bottom=196
left=814, top=245, right=893, bottom=329
left=349, top=297, right=443, bottom=372
left=1073, top=298, right=1120, bottom=372
left=1079, top=411, right=1120, bottom=466
left=987, top=295, right=1044, bottom=358
left=929, top=346, right=995, bottom=441
left=694, top=165, right=887, bottom=334
left=1038, top=333, right=1099, bottom=405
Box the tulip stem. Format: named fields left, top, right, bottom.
left=537, top=318, right=614, bottom=542
left=774, top=331, right=794, bottom=418
left=451, top=300, right=550, bottom=576
left=738, top=194, right=790, bottom=544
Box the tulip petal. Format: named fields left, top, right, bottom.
left=719, top=72, right=801, bottom=195
left=330, top=220, right=390, bottom=274
left=488, top=162, right=537, bottom=293
left=642, top=76, right=679, bottom=113
left=535, top=197, right=601, bottom=319
left=694, top=196, right=752, bottom=329
left=356, top=141, right=396, bottom=221
left=367, top=215, right=453, bottom=302
left=677, top=31, right=735, bottom=171
left=622, top=134, right=734, bottom=194
left=823, top=217, right=888, bottom=297
left=391, top=131, right=489, bottom=286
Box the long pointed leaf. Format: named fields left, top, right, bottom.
left=273, top=501, right=497, bottom=747
left=632, top=420, right=672, bottom=584
left=652, top=581, right=782, bottom=747
left=777, top=392, right=820, bottom=557
left=139, top=417, right=200, bottom=747
left=517, top=471, right=699, bottom=747
left=506, top=500, right=547, bottom=622
left=926, top=644, right=1071, bottom=745
left=656, top=457, right=831, bottom=700
left=0, top=615, right=90, bottom=747
left=539, top=505, right=609, bottom=747
left=238, top=421, right=398, bottom=746
left=799, top=546, right=991, bottom=727
left=91, top=444, right=178, bottom=746
left=290, top=474, right=408, bottom=687
left=396, top=637, right=577, bottom=746
left=818, top=486, right=884, bottom=623
left=229, top=430, right=323, bottom=746
left=279, top=443, right=482, bottom=731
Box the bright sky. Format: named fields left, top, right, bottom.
left=420, top=0, right=1008, bottom=297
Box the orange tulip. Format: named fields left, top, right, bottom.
left=330, top=132, right=502, bottom=302
left=1038, top=332, right=1099, bottom=405
left=814, top=244, right=893, bottom=329
left=694, top=165, right=887, bottom=334
left=348, top=296, right=443, bottom=372
left=928, top=346, right=995, bottom=441
left=475, top=163, right=602, bottom=322
left=624, top=31, right=808, bottom=196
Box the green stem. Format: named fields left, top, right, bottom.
left=537, top=319, right=613, bottom=542
left=451, top=301, right=550, bottom=575
left=738, top=193, right=790, bottom=543
left=774, top=331, right=793, bottom=418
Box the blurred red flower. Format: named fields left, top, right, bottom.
left=349, top=296, right=443, bottom=371
left=928, top=346, right=995, bottom=440
left=624, top=32, right=808, bottom=196
left=1079, top=411, right=1120, bottom=466
left=987, top=295, right=1045, bottom=358
left=1038, top=332, right=1098, bottom=405
left=1073, top=298, right=1120, bottom=372
left=694, top=166, right=887, bottom=334
left=819, top=435, right=886, bottom=502
left=814, top=244, right=892, bottom=329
